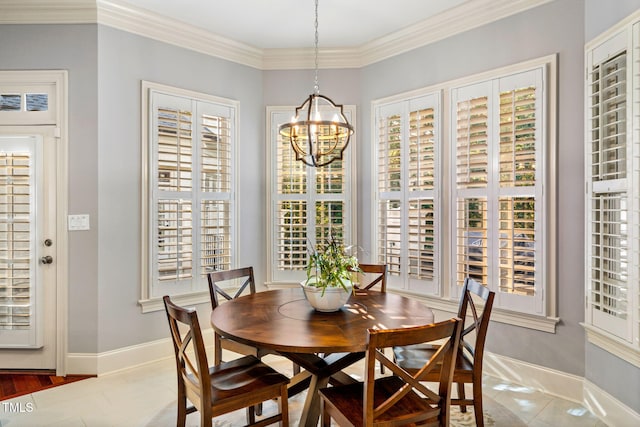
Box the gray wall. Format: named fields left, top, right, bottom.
left=0, top=24, right=100, bottom=354
left=96, top=25, right=265, bottom=351
left=584, top=0, right=640, bottom=413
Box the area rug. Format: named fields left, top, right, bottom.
left=149, top=390, right=526, bottom=426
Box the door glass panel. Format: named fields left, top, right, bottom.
left=0, top=136, right=40, bottom=348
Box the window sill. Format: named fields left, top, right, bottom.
left=397, top=291, right=560, bottom=333
left=138, top=291, right=210, bottom=313
left=582, top=323, right=640, bottom=368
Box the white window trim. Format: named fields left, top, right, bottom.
left=583, top=10, right=640, bottom=365
left=139, top=81, right=238, bottom=313
left=265, top=105, right=358, bottom=287
left=372, top=55, right=559, bottom=333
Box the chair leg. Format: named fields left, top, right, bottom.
left=176, top=383, right=187, bottom=427
left=457, top=382, right=467, bottom=413
left=321, top=400, right=331, bottom=427
left=279, top=385, right=289, bottom=427
left=246, top=405, right=256, bottom=425
left=472, top=379, right=484, bottom=427
left=255, top=402, right=263, bottom=416
left=200, top=406, right=213, bottom=427
left=293, top=362, right=301, bottom=375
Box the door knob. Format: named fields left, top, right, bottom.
left=40, top=255, right=53, bottom=265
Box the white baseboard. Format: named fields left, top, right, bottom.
left=66, top=337, right=173, bottom=375
left=66, top=328, right=215, bottom=376
left=584, top=380, right=640, bottom=427
left=484, top=351, right=584, bottom=402
left=484, top=351, right=640, bottom=426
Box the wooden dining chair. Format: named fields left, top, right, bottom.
left=163, top=295, right=289, bottom=427
left=319, top=317, right=462, bottom=427
left=393, top=277, right=495, bottom=427
left=207, top=267, right=301, bottom=373
left=352, top=263, right=387, bottom=292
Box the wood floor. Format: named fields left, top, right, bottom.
left=0, top=371, right=93, bottom=401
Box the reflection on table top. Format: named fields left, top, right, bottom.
left=210, top=288, right=434, bottom=354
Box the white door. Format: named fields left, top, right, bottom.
left=0, top=130, right=57, bottom=370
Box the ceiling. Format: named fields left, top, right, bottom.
left=0, top=0, right=552, bottom=68
left=113, top=0, right=470, bottom=49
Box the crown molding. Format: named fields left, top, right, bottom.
left=97, top=0, right=264, bottom=69
left=0, top=0, right=96, bottom=23
left=357, top=0, right=553, bottom=67
left=0, top=0, right=553, bottom=70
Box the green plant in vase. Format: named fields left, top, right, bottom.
left=305, top=235, right=361, bottom=296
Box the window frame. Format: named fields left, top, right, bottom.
left=584, top=13, right=640, bottom=367
left=372, top=55, right=558, bottom=332
left=139, top=81, right=238, bottom=313
left=373, top=91, right=442, bottom=296
left=265, top=105, right=357, bottom=286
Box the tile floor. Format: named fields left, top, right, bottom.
left=0, top=354, right=607, bottom=426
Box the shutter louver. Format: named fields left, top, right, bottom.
left=498, top=197, right=536, bottom=295
left=591, top=193, right=628, bottom=319
left=157, top=200, right=193, bottom=281
left=378, top=200, right=402, bottom=276
left=316, top=201, right=344, bottom=242
left=201, top=114, right=231, bottom=193
left=408, top=199, right=435, bottom=280
left=456, top=197, right=488, bottom=285
left=157, top=107, right=192, bottom=192
left=0, top=152, right=31, bottom=330
left=456, top=97, right=488, bottom=189
left=201, top=200, right=231, bottom=275
left=277, top=201, right=307, bottom=271
left=591, top=52, right=627, bottom=183
left=499, top=87, right=536, bottom=187
left=379, top=114, right=402, bottom=192
left=408, top=108, right=435, bottom=191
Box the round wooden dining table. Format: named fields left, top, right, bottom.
left=210, top=287, right=434, bottom=427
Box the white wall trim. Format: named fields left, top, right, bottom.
left=584, top=379, right=640, bottom=427
left=484, top=351, right=640, bottom=426
left=1, top=0, right=552, bottom=70
left=67, top=329, right=215, bottom=376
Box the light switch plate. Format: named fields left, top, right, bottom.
left=68, top=214, right=90, bottom=231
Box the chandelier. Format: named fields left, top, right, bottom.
left=278, top=0, right=354, bottom=167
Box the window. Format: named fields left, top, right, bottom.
left=584, top=18, right=640, bottom=365
left=375, top=93, right=441, bottom=295
left=373, top=56, right=557, bottom=327
left=452, top=69, right=546, bottom=315
left=266, top=107, right=356, bottom=285
left=140, top=82, right=237, bottom=312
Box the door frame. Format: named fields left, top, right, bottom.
left=0, top=70, right=69, bottom=375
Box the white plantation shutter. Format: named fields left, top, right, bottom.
left=269, top=108, right=355, bottom=284
left=146, top=86, right=236, bottom=300
left=452, top=68, right=545, bottom=314
left=0, top=136, right=42, bottom=348
left=585, top=27, right=638, bottom=343
left=375, top=93, right=440, bottom=294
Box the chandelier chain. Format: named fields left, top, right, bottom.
left=314, top=0, right=319, bottom=94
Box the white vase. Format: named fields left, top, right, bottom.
left=300, top=278, right=353, bottom=312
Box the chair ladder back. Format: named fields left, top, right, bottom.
left=353, top=263, right=387, bottom=292
left=459, top=277, right=495, bottom=367
left=365, top=318, right=462, bottom=424
left=164, top=296, right=212, bottom=406
left=207, top=267, right=256, bottom=310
